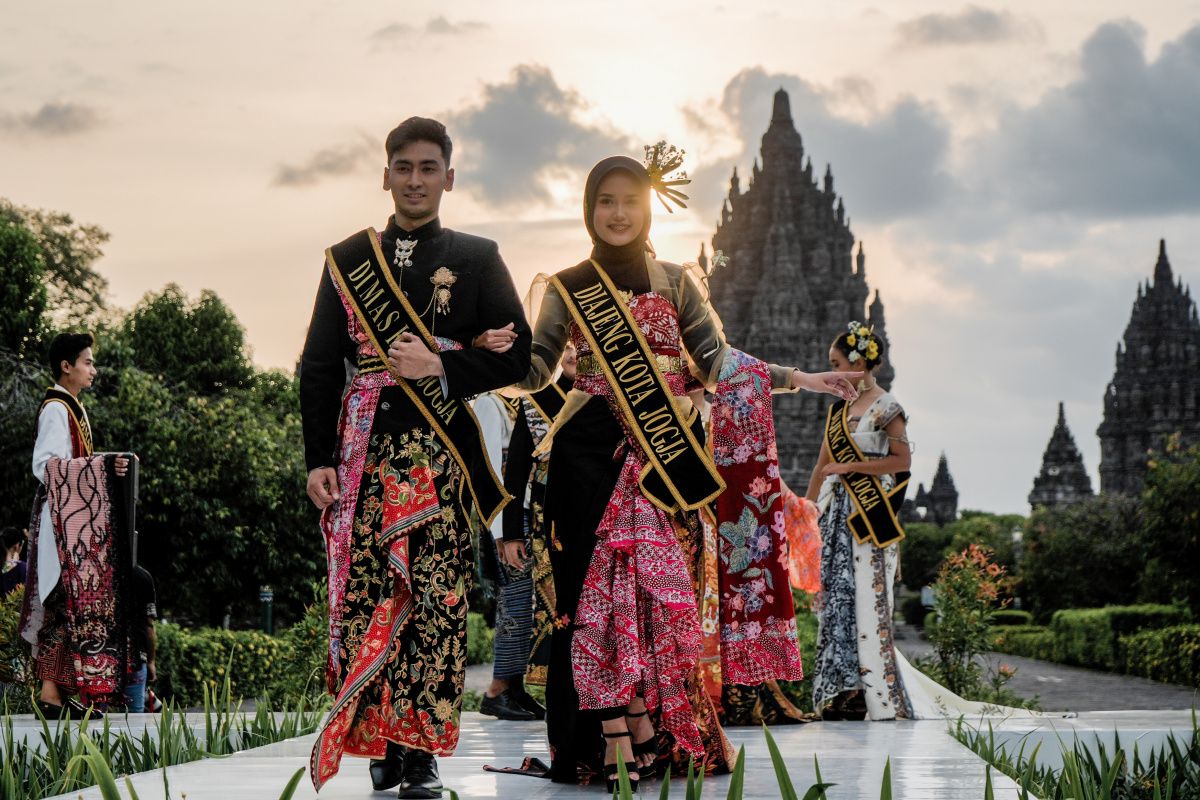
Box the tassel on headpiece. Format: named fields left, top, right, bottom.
left=643, top=141, right=691, bottom=213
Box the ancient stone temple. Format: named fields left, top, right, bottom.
left=1097, top=240, right=1200, bottom=494
left=706, top=88, right=893, bottom=486
left=900, top=453, right=960, bottom=527
left=1029, top=402, right=1094, bottom=510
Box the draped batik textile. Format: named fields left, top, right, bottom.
left=310, top=276, right=474, bottom=789
left=569, top=291, right=732, bottom=765
left=20, top=454, right=133, bottom=705
left=709, top=350, right=804, bottom=687
left=813, top=393, right=912, bottom=720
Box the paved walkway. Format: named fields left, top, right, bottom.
left=47, top=712, right=1025, bottom=799
left=894, top=624, right=1199, bottom=712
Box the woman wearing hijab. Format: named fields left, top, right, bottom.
left=507, top=154, right=857, bottom=790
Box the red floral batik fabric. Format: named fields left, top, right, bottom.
left=569, top=292, right=709, bottom=759
left=310, top=265, right=471, bottom=791
left=709, top=351, right=803, bottom=686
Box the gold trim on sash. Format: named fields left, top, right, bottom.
left=824, top=401, right=906, bottom=547
left=325, top=230, right=512, bottom=527
left=41, top=390, right=93, bottom=456
left=551, top=260, right=724, bottom=513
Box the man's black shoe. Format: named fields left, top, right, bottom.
left=479, top=689, right=537, bottom=721
left=398, top=749, right=442, bottom=799
left=513, top=688, right=546, bottom=720
left=37, top=698, right=102, bottom=721
left=369, top=741, right=407, bottom=791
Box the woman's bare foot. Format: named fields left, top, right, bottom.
left=625, top=697, right=656, bottom=769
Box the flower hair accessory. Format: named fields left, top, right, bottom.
left=845, top=320, right=880, bottom=363
left=643, top=141, right=691, bottom=213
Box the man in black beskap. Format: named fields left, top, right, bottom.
left=300, top=117, right=530, bottom=798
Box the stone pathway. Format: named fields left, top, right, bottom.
left=46, top=712, right=1026, bottom=799
left=894, top=624, right=1199, bottom=712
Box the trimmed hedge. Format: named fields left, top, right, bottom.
left=990, top=609, right=1033, bottom=627
left=1122, top=624, right=1200, bottom=688
left=1050, top=604, right=1190, bottom=671
left=158, top=605, right=495, bottom=709
left=156, top=623, right=287, bottom=707
left=466, top=611, right=494, bottom=666
left=991, top=625, right=1055, bottom=661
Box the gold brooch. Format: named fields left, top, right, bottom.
left=431, top=267, right=456, bottom=315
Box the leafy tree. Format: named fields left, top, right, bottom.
left=899, top=522, right=953, bottom=591
left=90, top=365, right=319, bottom=626
left=1138, top=436, right=1200, bottom=614
left=0, top=198, right=109, bottom=322
left=1021, top=494, right=1143, bottom=622
left=120, top=285, right=254, bottom=395
left=0, top=215, right=48, bottom=356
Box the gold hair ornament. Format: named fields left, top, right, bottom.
left=643, top=141, right=691, bottom=213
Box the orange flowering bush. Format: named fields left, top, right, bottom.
left=927, top=544, right=1014, bottom=696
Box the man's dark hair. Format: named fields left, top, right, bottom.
left=1, top=526, right=23, bottom=554
left=48, top=332, right=94, bottom=379
left=385, top=117, right=452, bottom=166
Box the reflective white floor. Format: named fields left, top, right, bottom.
left=44, top=711, right=1031, bottom=799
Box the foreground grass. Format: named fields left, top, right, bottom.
left=0, top=678, right=324, bottom=800
left=952, top=712, right=1200, bottom=800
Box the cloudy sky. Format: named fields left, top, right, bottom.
left=3, top=0, right=1199, bottom=513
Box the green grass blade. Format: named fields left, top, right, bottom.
left=725, top=745, right=746, bottom=800
left=763, top=725, right=800, bottom=800
left=879, top=757, right=893, bottom=800
left=275, top=766, right=306, bottom=800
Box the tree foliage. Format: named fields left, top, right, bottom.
left=1021, top=494, right=1144, bottom=622
left=118, top=285, right=254, bottom=395
left=1138, top=436, right=1200, bottom=613
left=0, top=198, right=109, bottom=321
left=0, top=216, right=48, bottom=357
left=0, top=207, right=320, bottom=626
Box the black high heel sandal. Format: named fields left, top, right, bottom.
left=625, top=709, right=660, bottom=776
left=602, top=730, right=640, bottom=793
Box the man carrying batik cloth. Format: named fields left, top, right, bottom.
left=300, top=117, right=530, bottom=798
left=20, top=332, right=134, bottom=719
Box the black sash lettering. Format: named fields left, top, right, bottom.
left=553, top=260, right=724, bottom=512
left=824, top=400, right=909, bottom=547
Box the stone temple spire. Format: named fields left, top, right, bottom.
left=1098, top=239, right=1200, bottom=494
left=928, top=454, right=959, bottom=526
left=1029, top=403, right=1094, bottom=510
left=708, top=88, right=887, bottom=488
left=868, top=287, right=895, bottom=391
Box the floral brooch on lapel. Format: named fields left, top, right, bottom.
left=431, top=267, right=457, bottom=315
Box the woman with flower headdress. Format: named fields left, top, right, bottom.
left=484, top=148, right=861, bottom=790
left=806, top=323, right=914, bottom=721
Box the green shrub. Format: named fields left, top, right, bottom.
left=1122, top=624, right=1200, bottom=688
left=990, top=609, right=1032, bottom=626
left=156, top=623, right=286, bottom=707
left=1049, top=604, right=1190, bottom=671
left=1022, top=495, right=1144, bottom=621
left=0, top=585, right=34, bottom=711
left=466, top=612, right=493, bottom=666
left=265, top=582, right=329, bottom=704
left=991, top=625, right=1055, bottom=661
